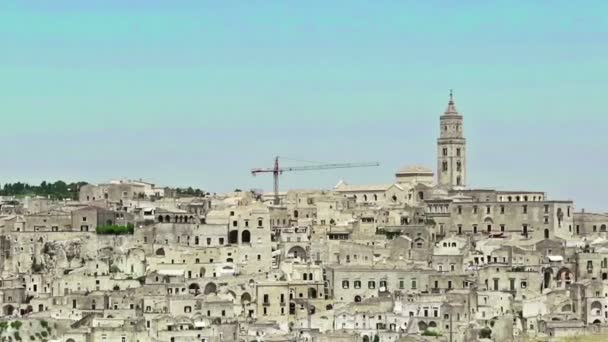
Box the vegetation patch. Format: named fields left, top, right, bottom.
left=96, top=223, right=135, bottom=235
left=422, top=330, right=442, bottom=337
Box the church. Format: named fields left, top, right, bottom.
left=334, top=92, right=576, bottom=242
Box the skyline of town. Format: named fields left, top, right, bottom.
left=2, top=1, right=608, bottom=211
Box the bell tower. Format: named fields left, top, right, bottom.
left=437, top=90, right=466, bottom=189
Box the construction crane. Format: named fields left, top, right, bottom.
left=251, top=156, right=379, bottom=205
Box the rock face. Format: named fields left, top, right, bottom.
left=42, top=239, right=83, bottom=269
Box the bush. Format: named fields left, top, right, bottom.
left=30, top=336, right=35, bottom=341
left=40, top=320, right=48, bottom=328
left=96, top=223, right=134, bottom=235
left=40, top=331, right=48, bottom=337
left=13, top=331, right=21, bottom=341
left=110, top=265, right=121, bottom=273
left=11, top=321, right=22, bottom=330
left=422, top=330, right=442, bottom=337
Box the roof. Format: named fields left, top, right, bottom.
left=334, top=182, right=392, bottom=192
left=157, top=269, right=185, bottom=276
left=396, top=165, right=433, bottom=175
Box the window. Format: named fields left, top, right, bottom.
left=399, top=279, right=404, bottom=289
left=544, top=205, right=549, bottom=213
left=258, top=219, right=263, bottom=227
left=443, top=148, right=448, bottom=156
left=457, top=206, right=462, bottom=214
left=486, top=206, right=491, bottom=214
left=473, top=206, right=478, bottom=214
left=523, top=205, right=528, bottom=214
left=456, top=148, right=461, bottom=156
left=354, top=280, right=361, bottom=289
left=442, top=161, right=448, bottom=172
left=521, top=281, right=527, bottom=289
left=342, top=280, right=349, bottom=289
left=411, top=279, right=417, bottom=289
left=368, top=281, right=376, bottom=289
left=500, top=224, right=505, bottom=232
left=473, top=225, right=478, bottom=234
left=457, top=161, right=462, bottom=171
left=457, top=225, right=462, bottom=234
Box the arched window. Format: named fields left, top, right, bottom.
left=204, top=282, right=217, bottom=295
left=155, top=248, right=165, bottom=256
left=242, top=230, right=251, bottom=243
left=294, top=210, right=299, bottom=218
left=158, top=215, right=164, bottom=223
left=591, top=301, right=602, bottom=316
left=241, top=292, right=251, bottom=303
left=308, top=288, right=317, bottom=299
left=189, top=283, right=201, bottom=295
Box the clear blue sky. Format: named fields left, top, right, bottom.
left=1, top=1, right=607, bottom=211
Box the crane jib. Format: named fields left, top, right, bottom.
left=250, top=158, right=379, bottom=205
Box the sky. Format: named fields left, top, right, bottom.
left=0, top=1, right=607, bottom=210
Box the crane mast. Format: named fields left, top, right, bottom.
left=251, top=156, right=379, bottom=205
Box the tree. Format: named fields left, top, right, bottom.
left=0, top=180, right=87, bottom=200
